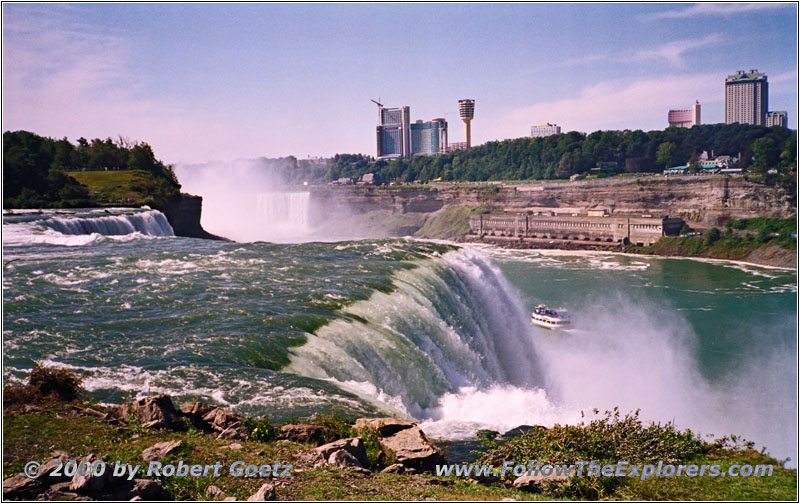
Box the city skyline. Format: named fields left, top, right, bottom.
left=2, top=3, right=797, bottom=165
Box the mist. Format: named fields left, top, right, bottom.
left=419, top=278, right=797, bottom=466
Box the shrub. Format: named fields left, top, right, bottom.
left=245, top=416, right=279, bottom=442
left=476, top=408, right=704, bottom=498
left=312, top=410, right=355, bottom=440
left=704, top=227, right=721, bottom=245
left=4, top=364, right=85, bottom=404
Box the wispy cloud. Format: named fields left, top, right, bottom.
left=632, top=33, right=723, bottom=67
left=484, top=73, right=723, bottom=140
left=648, top=3, right=793, bottom=20
left=544, top=34, right=724, bottom=71
left=1, top=6, right=263, bottom=164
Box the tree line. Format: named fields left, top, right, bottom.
left=320, top=123, right=795, bottom=184
left=3, top=131, right=180, bottom=208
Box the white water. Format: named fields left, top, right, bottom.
left=288, top=246, right=796, bottom=463
left=2, top=210, right=174, bottom=247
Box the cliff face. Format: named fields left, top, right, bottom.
left=157, top=194, right=226, bottom=240
left=310, top=176, right=795, bottom=232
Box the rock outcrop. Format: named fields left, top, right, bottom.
left=310, top=176, right=795, bottom=237
left=113, top=395, right=179, bottom=429
left=354, top=417, right=445, bottom=472
left=141, top=440, right=183, bottom=461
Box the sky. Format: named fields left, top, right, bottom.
left=2, top=2, right=797, bottom=165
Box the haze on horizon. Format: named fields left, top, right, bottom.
left=2, top=2, right=797, bottom=165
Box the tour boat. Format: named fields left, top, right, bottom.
left=531, top=304, right=570, bottom=329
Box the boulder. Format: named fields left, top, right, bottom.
left=179, top=401, right=216, bottom=425
left=314, top=438, right=368, bottom=468
left=202, top=407, right=246, bottom=433
left=128, top=479, right=164, bottom=500
left=2, top=473, right=44, bottom=499
left=216, top=422, right=248, bottom=440
left=40, top=450, right=80, bottom=483
left=115, top=395, right=179, bottom=429
left=327, top=449, right=364, bottom=469
left=70, top=454, right=113, bottom=493
left=247, top=483, right=276, bottom=501
left=141, top=440, right=183, bottom=461
left=377, top=425, right=445, bottom=472
left=381, top=463, right=407, bottom=474
left=280, top=424, right=336, bottom=445
left=354, top=417, right=415, bottom=437
left=512, top=471, right=570, bottom=492
left=206, top=484, right=226, bottom=499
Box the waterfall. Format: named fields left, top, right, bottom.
left=43, top=210, right=174, bottom=237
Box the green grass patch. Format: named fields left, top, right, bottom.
left=67, top=170, right=179, bottom=206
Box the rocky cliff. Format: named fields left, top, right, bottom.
left=310, top=175, right=795, bottom=237
left=157, top=194, right=226, bottom=240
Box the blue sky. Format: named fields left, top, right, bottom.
left=2, top=3, right=797, bottom=164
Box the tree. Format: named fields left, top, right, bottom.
left=751, top=137, right=780, bottom=172
left=656, top=142, right=677, bottom=168
left=704, top=227, right=721, bottom=245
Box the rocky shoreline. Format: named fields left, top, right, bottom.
left=461, top=234, right=797, bottom=269
left=3, top=394, right=451, bottom=501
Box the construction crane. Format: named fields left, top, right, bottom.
left=370, top=98, right=383, bottom=108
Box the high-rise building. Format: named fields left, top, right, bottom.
left=458, top=99, right=475, bottom=148
left=766, top=111, right=788, bottom=128
left=668, top=101, right=701, bottom=128
left=531, top=123, right=562, bottom=137
left=376, top=106, right=410, bottom=159
left=725, top=70, right=768, bottom=125
left=376, top=105, right=448, bottom=158
left=410, top=118, right=448, bottom=156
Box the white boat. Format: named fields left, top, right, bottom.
left=531, top=304, right=570, bottom=329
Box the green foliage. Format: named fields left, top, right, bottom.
left=679, top=223, right=692, bottom=235
left=478, top=408, right=703, bottom=469
left=704, top=227, right=721, bottom=245
left=244, top=416, right=280, bottom=442
left=312, top=410, right=355, bottom=440
left=656, top=142, right=677, bottom=168
left=3, top=130, right=179, bottom=209
left=476, top=409, right=704, bottom=498
left=322, top=124, right=794, bottom=184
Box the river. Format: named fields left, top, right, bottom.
left=2, top=205, right=796, bottom=464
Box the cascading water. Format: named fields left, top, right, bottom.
left=43, top=210, right=174, bottom=236
left=255, top=192, right=310, bottom=229
left=285, top=248, right=545, bottom=418
left=2, top=209, right=174, bottom=246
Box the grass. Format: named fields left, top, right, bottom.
left=66, top=170, right=178, bottom=206
left=4, top=367, right=796, bottom=501
left=628, top=217, right=797, bottom=262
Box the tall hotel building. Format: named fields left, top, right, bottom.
left=766, top=111, right=788, bottom=128
left=376, top=106, right=410, bottom=159
left=668, top=101, right=701, bottom=128
left=531, top=123, right=562, bottom=137
left=725, top=70, right=768, bottom=126
left=376, top=105, right=448, bottom=159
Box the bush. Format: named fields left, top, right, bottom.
left=245, top=416, right=279, bottom=442
left=704, top=227, right=721, bottom=245
left=476, top=408, right=704, bottom=498
left=4, top=364, right=84, bottom=404
left=312, top=410, right=355, bottom=440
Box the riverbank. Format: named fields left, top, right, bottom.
left=3, top=367, right=796, bottom=501
left=462, top=234, right=796, bottom=269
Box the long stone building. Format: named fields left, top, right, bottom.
left=468, top=213, right=685, bottom=246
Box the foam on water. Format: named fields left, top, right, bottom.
left=3, top=209, right=174, bottom=247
